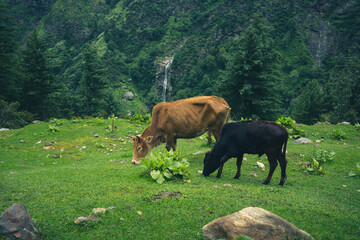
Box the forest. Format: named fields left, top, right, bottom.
left=1, top=0, right=359, bottom=128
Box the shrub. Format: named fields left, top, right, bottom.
left=141, top=150, right=190, bottom=184
left=276, top=116, right=305, bottom=139
left=128, top=113, right=152, bottom=125
left=354, top=123, right=360, bottom=131
left=330, top=129, right=347, bottom=140
left=0, top=100, right=33, bottom=129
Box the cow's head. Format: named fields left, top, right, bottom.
left=202, top=151, right=220, bottom=176
left=131, top=135, right=153, bottom=164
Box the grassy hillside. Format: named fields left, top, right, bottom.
left=0, top=119, right=359, bottom=239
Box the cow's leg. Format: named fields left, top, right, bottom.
left=165, top=135, right=172, bottom=151
left=263, top=153, right=278, bottom=185
left=234, top=154, right=244, bottom=179
left=207, top=131, right=212, bottom=145
left=216, top=155, right=231, bottom=178
left=171, top=138, right=177, bottom=151
left=277, top=149, right=287, bottom=186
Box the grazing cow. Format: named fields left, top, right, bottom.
left=131, top=96, right=230, bottom=164
left=202, top=121, right=288, bottom=185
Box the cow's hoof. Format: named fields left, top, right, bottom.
left=279, top=182, right=285, bottom=186
left=262, top=181, right=270, bottom=185
left=233, top=176, right=240, bottom=179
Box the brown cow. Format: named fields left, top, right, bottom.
left=131, top=96, right=230, bottom=164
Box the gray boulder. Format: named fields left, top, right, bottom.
left=292, top=137, right=313, bottom=144
left=202, top=207, right=313, bottom=240
left=0, top=203, right=41, bottom=240
left=124, top=91, right=134, bottom=101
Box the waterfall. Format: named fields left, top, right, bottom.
left=162, top=58, right=173, bottom=102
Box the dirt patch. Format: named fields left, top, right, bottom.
left=151, top=191, right=183, bottom=201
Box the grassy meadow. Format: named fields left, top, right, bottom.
left=0, top=118, right=359, bottom=240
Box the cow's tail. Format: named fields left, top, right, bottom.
left=224, top=107, right=231, bottom=124
left=282, top=131, right=288, bottom=157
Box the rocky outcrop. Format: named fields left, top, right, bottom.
left=154, top=56, right=174, bottom=102
left=202, top=207, right=313, bottom=240
left=0, top=203, right=41, bottom=240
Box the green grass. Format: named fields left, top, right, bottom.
left=1, top=119, right=359, bottom=239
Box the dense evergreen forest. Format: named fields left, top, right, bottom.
left=1, top=0, right=359, bottom=128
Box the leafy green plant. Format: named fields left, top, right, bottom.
left=47, top=124, right=60, bottom=132
left=95, top=142, right=105, bottom=148
left=276, top=116, right=295, bottom=128
left=354, top=123, right=360, bottom=131
left=276, top=116, right=305, bottom=139
left=313, top=149, right=336, bottom=164
left=106, top=114, right=118, bottom=133
left=94, top=117, right=105, bottom=126
left=71, top=116, right=82, bottom=123
left=141, top=150, right=190, bottom=184
left=348, top=163, right=360, bottom=177
left=128, top=114, right=152, bottom=125
left=240, top=117, right=252, bottom=121
left=50, top=118, right=63, bottom=126
left=330, top=129, right=347, bottom=140
left=302, top=149, right=336, bottom=175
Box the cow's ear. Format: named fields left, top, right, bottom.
left=145, top=136, right=153, bottom=144
left=132, top=135, right=141, bottom=142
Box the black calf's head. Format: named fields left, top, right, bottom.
left=203, top=151, right=220, bottom=176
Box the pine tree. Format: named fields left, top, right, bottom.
left=79, top=44, right=106, bottom=116
left=21, top=29, right=56, bottom=120
left=218, top=14, right=281, bottom=120
left=292, top=80, right=324, bottom=124
left=0, top=1, right=20, bottom=101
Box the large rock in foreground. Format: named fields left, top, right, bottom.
left=0, top=203, right=41, bottom=240
left=202, top=207, right=313, bottom=240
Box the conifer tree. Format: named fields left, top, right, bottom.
left=292, top=80, right=324, bottom=124
left=21, top=29, right=56, bottom=120
left=79, top=44, right=106, bottom=116
left=218, top=14, right=281, bottom=120
left=0, top=1, right=20, bottom=101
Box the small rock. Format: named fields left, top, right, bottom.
left=74, top=215, right=99, bottom=224
left=32, top=120, right=41, bottom=124
left=223, top=184, right=232, bottom=187
left=0, top=128, right=10, bottom=131
left=298, top=162, right=311, bottom=167
left=338, top=122, right=351, bottom=125
left=198, top=170, right=203, bottom=174
left=137, top=211, right=142, bottom=216
left=92, top=208, right=106, bottom=214
left=316, top=140, right=322, bottom=143
left=79, top=146, right=86, bottom=151
left=243, top=157, right=247, bottom=161
left=193, top=151, right=206, bottom=155
left=342, top=185, right=347, bottom=188
left=292, top=138, right=313, bottom=144
left=19, top=140, right=24, bottom=143
left=256, top=161, right=265, bottom=170
left=250, top=173, right=257, bottom=178
left=94, top=134, right=99, bottom=138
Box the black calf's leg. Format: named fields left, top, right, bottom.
left=234, top=154, right=244, bottom=179
left=263, top=153, right=278, bottom=185
left=278, top=150, right=287, bottom=186
left=216, top=156, right=231, bottom=178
